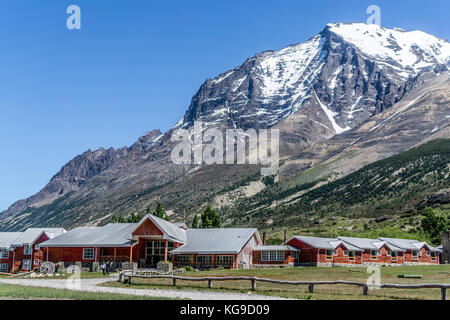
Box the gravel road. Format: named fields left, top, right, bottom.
left=0, top=276, right=290, bottom=300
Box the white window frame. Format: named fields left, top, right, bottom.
left=343, top=250, right=349, bottom=256
left=33, top=259, right=40, bottom=266
left=0, top=263, right=8, bottom=273
left=83, top=248, right=95, bottom=260
left=261, top=250, right=285, bottom=262
left=23, top=244, right=32, bottom=255
left=22, top=259, right=31, bottom=271
left=0, top=249, right=9, bottom=259
left=386, top=250, right=391, bottom=256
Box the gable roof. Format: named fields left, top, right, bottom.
left=11, top=228, right=66, bottom=246
left=132, top=214, right=187, bottom=244
left=287, top=235, right=362, bottom=251
left=170, top=228, right=259, bottom=254
left=40, top=224, right=138, bottom=248
left=338, top=236, right=405, bottom=252
left=0, top=232, right=23, bottom=249
left=378, top=237, right=437, bottom=251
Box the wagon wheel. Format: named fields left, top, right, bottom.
left=40, top=262, right=56, bottom=275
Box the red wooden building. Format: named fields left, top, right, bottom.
left=0, top=228, right=65, bottom=273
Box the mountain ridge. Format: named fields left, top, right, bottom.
left=1, top=22, right=449, bottom=231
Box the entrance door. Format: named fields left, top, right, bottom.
left=145, top=240, right=174, bottom=267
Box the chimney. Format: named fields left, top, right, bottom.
left=283, top=230, right=287, bottom=244
left=262, top=232, right=266, bottom=245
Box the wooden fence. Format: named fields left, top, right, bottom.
left=118, top=271, right=449, bottom=300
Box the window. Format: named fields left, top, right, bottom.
left=175, top=255, right=192, bottom=264
left=196, top=255, right=212, bottom=266
left=370, top=250, right=378, bottom=260
left=343, top=250, right=349, bottom=256
left=325, top=250, right=333, bottom=260
left=431, top=252, right=437, bottom=261
left=22, top=259, right=31, bottom=270
left=35, top=244, right=40, bottom=250
left=33, top=259, right=40, bottom=266
left=216, top=255, right=234, bottom=267
left=386, top=250, right=391, bottom=256
left=1, top=249, right=9, bottom=259
left=392, top=251, right=398, bottom=261
left=348, top=251, right=355, bottom=261
left=23, top=245, right=32, bottom=255
left=426, top=251, right=430, bottom=256
left=290, top=251, right=299, bottom=261
left=0, top=264, right=8, bottom=273
left=261, top=251, right=284, bottom=261
left=412, top=250, right=418, bottom=260
left=83, top=248, right=95, bottom=260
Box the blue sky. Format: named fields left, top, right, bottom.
left=0, top=0, right=449, bottom=212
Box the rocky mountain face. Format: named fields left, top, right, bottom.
left=1, top=23, right=449, bottom=231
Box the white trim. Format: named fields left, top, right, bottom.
left=83, top=248, right=95, bottom=260
left=0, top=249, right=9, bottom=259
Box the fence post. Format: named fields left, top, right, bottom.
left=208, top=280, right=212, bottom=289
left=363, top=285, right=368, bottom=296
left=441, top=288, right=447, bottom=301
left=173, top=278, right=177, bottom=286
left=251, top=279, right=256, bottom=291
left=308, top=284, right=314, bottom=293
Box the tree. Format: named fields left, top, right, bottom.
left=192, top=215, right=199, bottom=229
left=117, top=214, right=126, bottom=223
left=112, top=215, right=117, bottom=223
left=421, top=207, right=449, bottom=245
left=153, top=203, right=169, bottom=221
left=200, top=205, right=222, bottom=228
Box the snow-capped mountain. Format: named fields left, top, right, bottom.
left=1, top=22, right=449, bottom=230
left=178, top=23, right=449, bottom=140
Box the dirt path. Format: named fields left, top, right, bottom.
left=0, top=276, right=290, bottom=300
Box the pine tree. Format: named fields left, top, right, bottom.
left=118, top=214, right=126, bottom=223
left=200, top=205, right=222, bottom=228
left=153, top=203, right=169, bottom=221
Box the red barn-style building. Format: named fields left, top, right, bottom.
left=0, top=228, right=66, bottom=273
left=285, top=235, right=441, bottom=266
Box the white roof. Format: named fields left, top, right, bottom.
left=139, top=215, right=187, bottom=243
left=0, top=232, right=23, bottom=249
left=287, top=235, right=362, bottom=251
left=11, top=228, right=66, bottom=246
left=40, top=224, right=137, bottom=248
left=338, top=236, right=405, bottom=252
left=171, top=228, right=259, bottom=254
left=378, top=238, right=437, bottom=251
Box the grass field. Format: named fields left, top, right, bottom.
left=0, top=282, right=167, bottom=300
left=103, top=265, right=450, bottom=300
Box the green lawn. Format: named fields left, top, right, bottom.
left=0, top=282, right=168, bottom=300
left=102, top=265, right=450, bottom=300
